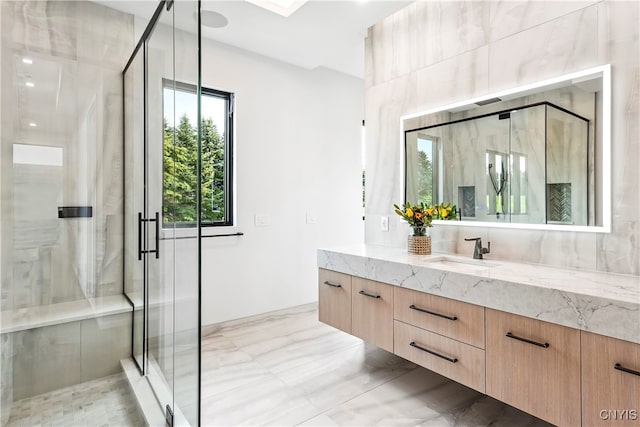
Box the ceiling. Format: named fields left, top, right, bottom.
left=92, top=0, right=412, bottom=78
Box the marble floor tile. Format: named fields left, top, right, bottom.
left=201, top=304, right=553, bottom=427
left=274, top=342, right=416, bottom=412
left=201, top=373, right=322, bottom=426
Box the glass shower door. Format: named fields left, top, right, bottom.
left=123, top=1, right=200, bottom=425
left=124, top=43, right=146, bottom=372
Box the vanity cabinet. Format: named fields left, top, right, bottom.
left=486, top=309, right=581, bottom=427
left=318, top=268, right=352, bottom=334
left=581, top=331, right=640, bottom=426
left=351, top=277, right=394, bottom=352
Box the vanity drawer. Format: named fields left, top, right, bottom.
left=582, top=331, right=640, bottom=426
left=318, top=269, right=352, bottom=334
left=352, top=277, right=394, bottom=352
left=394, top=287, right=485, bottom=348
left=486, top=309, right=581, bottom=427
left=394, top=320, right=485, bottom=393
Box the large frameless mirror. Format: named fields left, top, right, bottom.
left=402, top=64, right=611, bottom=232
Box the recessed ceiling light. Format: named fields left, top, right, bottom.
left=25, top=82, right=35, bottom=87
left=22, top=58, right=33, bottom=65
left=245, top=0, right=308, bottom=17
left=28, top=122, right=37, bottom=127
left=200, top=10, right=228, bottom=28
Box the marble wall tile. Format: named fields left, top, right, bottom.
left=1, top=333, right=13, bottom=425
left=416, top=46, right=489, bottom=110
left=1, top=0, right=133, bottom=309
left=365, top=73, right=417, bottom=223
left=4, top=1, right=133, bottom=66
left=11, top=322, right=82, bottom=401
left=597, top=0, right=640, bottom=224
left=488, top=5, right=599, bottom=92
left=488, top=1, right=599, bottom=42
left=597, top=220, right=640, bottom=276
left=75, top=1, right=135, bottom=68
left=594, top=0, right=640, bottom=275
left=366, top=3, right=417, bottom=88
left=80, top=312, right=131, bottom=382
left=430, top=225, right=489, bottom=256
left=487, top=227, right=598, bottom=270
left=415, top=1, right=490, bottom=70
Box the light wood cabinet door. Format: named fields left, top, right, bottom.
left=486, top=309, right=581, bottom=427
left=394, top=287, right=485, bottom=348
left=352, top=277, right=394, bottom=352
left=318, top=269, right=352, bottom=334
left=394, top=320, right=486, bottom=393
left=582, top=331, right=640, bottom=426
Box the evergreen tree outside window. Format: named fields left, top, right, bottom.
left=163, top=80, right=234, bottom=227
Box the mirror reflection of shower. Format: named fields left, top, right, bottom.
left=486, top=151, right=507, bottom=219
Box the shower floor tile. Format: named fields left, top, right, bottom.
left=6, top=373, right=144, bottom=427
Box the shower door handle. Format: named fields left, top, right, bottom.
left=153, top=211, right=160, bottom=259
left=138, top=212, right=143, bottom=261
left=139, top=212, right=160, bottom=259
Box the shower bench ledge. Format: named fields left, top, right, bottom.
left=0, top=295, right=132, bottom=334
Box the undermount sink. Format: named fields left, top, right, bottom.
left=425, top=256, right=500, bottom=272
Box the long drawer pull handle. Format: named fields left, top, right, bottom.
left=323, top=281, right=342, bottom=288
left=409, top=304, right=457, bottom=321
left=506, top=332, right=549, bottom=348
left=358, top=290, right=381, bottom=299
left=615, top=363, right=640, bottom=377
left=410, top=341, right=458, bottom=363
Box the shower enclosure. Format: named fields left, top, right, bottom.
left=1, top=1, right=201, bottom=425
left=1, top=1, right=136, bottom=425
left=123, top=1, right=201, bottom=425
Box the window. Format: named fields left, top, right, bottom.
left=163, top=80, right=234, bottom=227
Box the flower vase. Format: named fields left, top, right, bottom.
left=408, top=227, right=431, bottom=255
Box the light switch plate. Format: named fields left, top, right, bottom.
left=381, top=216, right=389, bottom=232
left=254, top=214, right=270, bottom=227
left=306, top=212, right=317, bottom=224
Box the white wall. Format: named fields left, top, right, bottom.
left=199, top=39, right=364, bottom=325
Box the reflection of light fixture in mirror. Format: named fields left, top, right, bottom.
left=246, top=0, right=308, bottom=17
left=22, top=58, right=33, bottom=64
left=25, top=81, right=35, bottom=87
left=475, top=97, right=501, bottom=106
left=200, top=10, right=228, bottom=28
left=28, top=122, right=37, bottom=127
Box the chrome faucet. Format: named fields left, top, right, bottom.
left=464, top=237, right=490, bottom=259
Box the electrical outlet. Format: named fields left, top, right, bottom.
left=380, top=216, right=389, bottom=232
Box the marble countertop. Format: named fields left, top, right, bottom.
left=318, top=245, right=640, bottom=345
left=1, top=295, right=133, bottom=334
